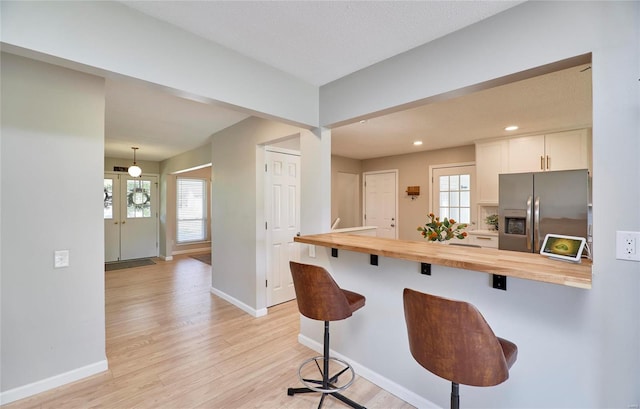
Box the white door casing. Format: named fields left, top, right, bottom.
left=104, top=173, right=159, bottom=261
left=265, top=149, right=300, bottom=306
left=363, top=171, right=398, bottom=239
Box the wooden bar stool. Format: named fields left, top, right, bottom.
left=287, top=261, right=366, bottom=409
left=403, top=288, right=517, bottom=409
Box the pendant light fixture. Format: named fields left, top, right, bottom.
left=128, top=147, right=142, bottom=177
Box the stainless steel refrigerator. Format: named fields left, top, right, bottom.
left=498, top=169, right=589, bottom=253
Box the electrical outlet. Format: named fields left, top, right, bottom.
left=616, top=231, right=640, bottom=261
left=308, top=244, right=316, bottom=258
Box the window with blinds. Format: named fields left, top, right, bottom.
left=177, top=178, right=207, bottom=243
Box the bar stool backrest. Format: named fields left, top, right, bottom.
left=290, top=261, right=353, bottom=321
left=403, top=288, right=510, bottom=387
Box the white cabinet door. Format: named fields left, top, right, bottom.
left=475, top=140, right=508, bottom=204
left=507, top=134, right=545, bottom=173
left=544, top=129, right=590, bottom=171
left=467, top=232, right=498, bottom=248
left=506, top=129, right=590, bottom=173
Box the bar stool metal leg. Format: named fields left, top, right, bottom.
left=451, top=382, right=460, bottom=409
left=287, top=321, right=365, bottom=409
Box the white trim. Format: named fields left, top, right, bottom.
left=172, top=163, right=212, bottom=175
left=172, top=246, right=211, bottom=256
left=0, top=360, right=108, bottom=405
left=297, top=334, right=437, bottom=409
left=160, top=255, right=174, bottom=261
left=265, top=146, right=301, bottom=156
left=362, top=170, right=399, bottom=239
left=210, top=287, right=267, bottom=317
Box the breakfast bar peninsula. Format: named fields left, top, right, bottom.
left=292, top=233, right=594, bottom=408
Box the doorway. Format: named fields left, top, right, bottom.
left=104, top=172, right=159, bottom=262
left=363, top=170, right=398, bottom=239
left=430, top=164, right=476, bottom=226
left=265, top=149, right=301, bottom=306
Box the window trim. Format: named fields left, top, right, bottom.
left=176, top=177, right=207, bottom=244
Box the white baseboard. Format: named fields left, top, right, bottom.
left=0, top=359, right=108, bottom=405
left=210, top=287, right=267, bottom=317
left=297, top=334, right=437, bottom=409
left=159, top=255, right=173, bottom=261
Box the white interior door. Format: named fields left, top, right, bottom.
left=104, top=173, right=158, bottom=262
left=266, top=149, right=300, bottom=306
left=364, top=171, right=397, bottom=239
left=431, top=165, right=476, bottom=226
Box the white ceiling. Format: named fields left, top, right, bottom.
left=103, top=1, right=591, bottom=163
left=332, top=63, right=592, bottom=159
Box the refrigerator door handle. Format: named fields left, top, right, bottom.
left=526, top=196, right=532, bottom=251
left=534, top=196, right=541, bottom=252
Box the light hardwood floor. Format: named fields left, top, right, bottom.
left=4, top=255, right=414, bottom=409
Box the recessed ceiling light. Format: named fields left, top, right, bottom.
left=413, top=141, right=423, bottom=146
left=505, top=125, right=519, bottom=131
left=359, top=120, right=367, bottom=124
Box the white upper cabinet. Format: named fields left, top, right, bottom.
left=544, top=129, right=591, bottom=172
left=475, top=139, right=508, bottom=204
left=507, top=134, right=546, bottom=173
left=507, top=129, right=590, bottom=173
left=476, top=128, right=591, bottom=204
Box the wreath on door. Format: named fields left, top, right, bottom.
left=127, top=189, right=150, bottom=209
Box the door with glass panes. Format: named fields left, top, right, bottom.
left=431, top=165, right=476, bottom=232
left=104, top=173, right=158, bottom=262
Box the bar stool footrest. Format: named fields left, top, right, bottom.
left=297, top=355, right=356, bottom=393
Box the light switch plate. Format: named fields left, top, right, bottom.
left=54, top=250, right=70, bottom=268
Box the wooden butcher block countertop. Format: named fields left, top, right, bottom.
left=294, top=233, right=592, bottom=289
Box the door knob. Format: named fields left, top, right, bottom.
left=121, top=220, right=126, bottom=224
left=114, top=221, right=118, bottom=225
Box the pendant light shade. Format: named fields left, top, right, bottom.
left=128, top=147, right=142, bottom=177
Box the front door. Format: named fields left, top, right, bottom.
left=265, top=149, right=300, bottom=306
left=104, top=173, right=158, bottom=262
left=364, top=171, right=397, bottom=239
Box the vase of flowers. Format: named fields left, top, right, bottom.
left=417, top=213, right=468, bottom=242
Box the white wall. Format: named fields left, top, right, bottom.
left=1, top=1, right=318, bottom=127
left=210, top=118, right=330, bottom=315
left=159, top=142, right=213, bottom=258
left=104, top=157, right=160, bottom=175
left=315, top=1, right=640, bottom=407
left=0, top=54, right=107, bottom=401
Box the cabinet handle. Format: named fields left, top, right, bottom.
left=540, top=156, right=544, bottom=170
left=476, top=236, right=492, bottom=240
left=546, top=155, right=550, bottom=170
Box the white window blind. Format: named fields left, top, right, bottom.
left=177, top=178, right=207, bottom=243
